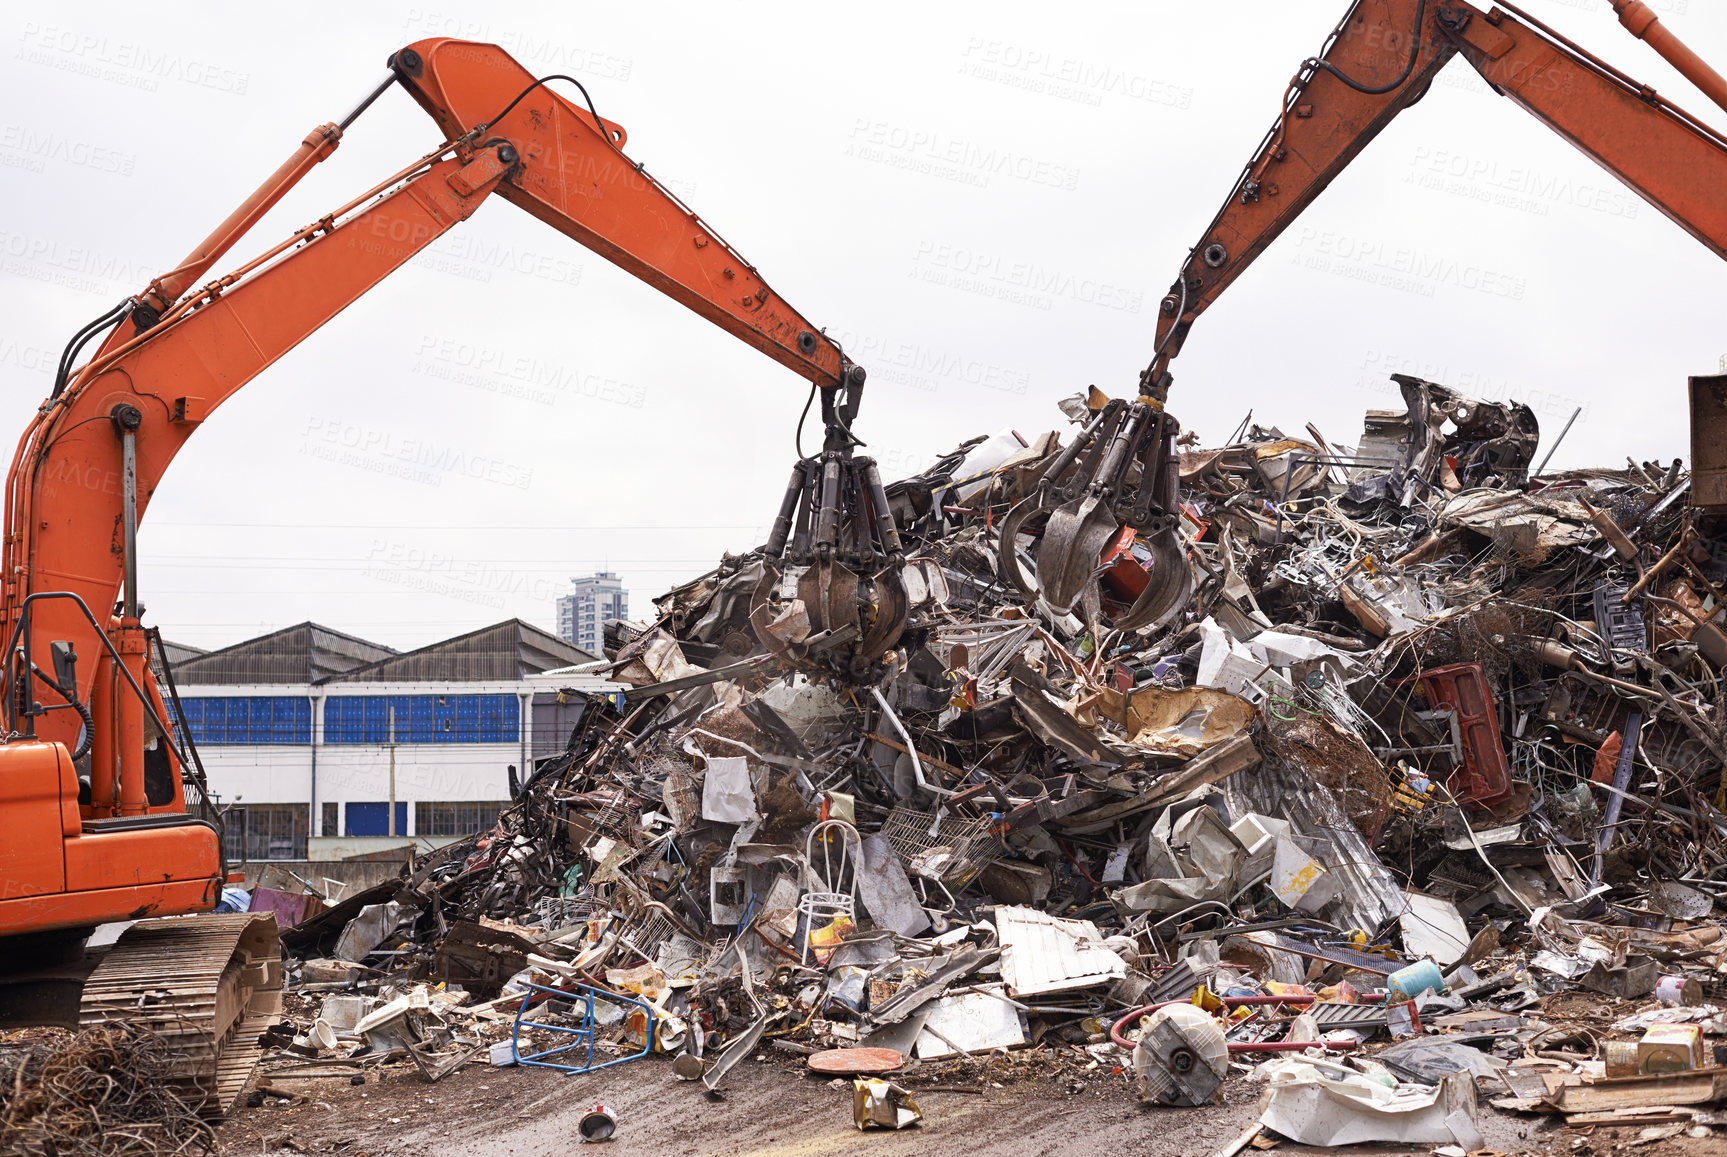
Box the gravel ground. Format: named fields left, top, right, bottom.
left=216, top=1050, right=1589, bottom=1157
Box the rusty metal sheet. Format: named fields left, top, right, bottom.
left=1546, top=1070, right=1727, bottom=1112
left=1691, top=376, right=1727, bottom=509
left=807, top=1047, right=904, bottom=1075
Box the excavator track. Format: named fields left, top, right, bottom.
left=78, top=912, right=281, bottom=1118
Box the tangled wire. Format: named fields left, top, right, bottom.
left=0, top=1024, right=213, bottom=1156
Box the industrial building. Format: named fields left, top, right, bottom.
left=170, top=620, right=607, bottom=862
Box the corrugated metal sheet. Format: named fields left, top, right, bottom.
left=173, top=622, right=396, bottom=685
left=323, top=620, right=595, bottom=683
left=995, top=906, right=1127, bottom=997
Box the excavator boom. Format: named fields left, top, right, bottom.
left=1148, top=0, right=1727, bottom=383
left=4, top=40, right=863, bottom=789
left=0, top=39, right=896, bottom=1116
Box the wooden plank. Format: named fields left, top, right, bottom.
left=1546, top=1071, right=1727, bottom=1112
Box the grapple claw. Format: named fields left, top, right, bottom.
left=992, top=396, right=1193, bottom=635
left=749, top=372, right=910, bottom=681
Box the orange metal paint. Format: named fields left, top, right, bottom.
left=0, top=40, right=853, bottom=944
left=1611, top=0, right=1727, bottom=118
left=1150, top=0, right=1727, bottom=380
left=0, top=878, right=223, bottom=939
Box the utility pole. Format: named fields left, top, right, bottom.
left=387, top=702, right=397, bottom=838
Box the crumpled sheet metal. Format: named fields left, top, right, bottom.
left=1438, top=488, right=1600, bottom=549
left=1224, top=753, right=1404, bottom=935
left=293, top=382, right=1727, bottom=1127
left=1257, top=1058, right=1482, bottom=1149
left=995, top=906, right=1126, bottom=996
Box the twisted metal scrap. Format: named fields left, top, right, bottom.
left=0, top=1024, right=213, bottom=1157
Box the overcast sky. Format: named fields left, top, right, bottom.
left=3, top=0, right=1721, bottom=654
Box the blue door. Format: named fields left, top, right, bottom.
left=345, top=801, right=409, bottom=836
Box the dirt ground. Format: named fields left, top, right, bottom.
left=211, top=1050, right=1673, bottom=1157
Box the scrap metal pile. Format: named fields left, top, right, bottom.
left=267, top=375, right=1727, bottom=1143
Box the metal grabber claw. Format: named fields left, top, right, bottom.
left=750, top=366, right=910, bottom=681
left=997, top=394, right=1193, bottom=634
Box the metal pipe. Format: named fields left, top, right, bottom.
left=1592, top=712, right=1642, bottom=885
left=89, top=650, right=116, bottom=811
left=115, top=626, right=147, bottom=816
left=764, top=461, right=809, bottom=558
left=1611, top=1, right=1727, bottom=119
left=859, top=459, right=903, bottom=560
left=1533, top=407, right=1582, bottom=476
left=119, top=428, right=139, bottom=618
left=338, top=72, right=399, bottom=131
left=869, top=686, right=954, bottom=797
left=815, top=454, right=843, bottom=552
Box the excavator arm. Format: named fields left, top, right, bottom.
left=1146, top=0, right=1727, bottom=385
left=995, top=0, right=1727, bottom=642
left=1, top=39, right=880, bottom=855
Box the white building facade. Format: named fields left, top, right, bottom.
left=169, top=621, right=612, bottom=860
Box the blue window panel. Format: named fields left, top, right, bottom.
left=322, top=694, right=520, bottom=745
left=178, top=696, right=309, bottom=745
left=345, top=801, right=408, bottom=837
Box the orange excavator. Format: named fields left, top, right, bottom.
left=1002, top=0, right=1727, bottom=612
left=0, top=38, right=911, bottom=1113
left=6, top=0, right=1726, bottom=1115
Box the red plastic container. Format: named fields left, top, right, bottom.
left=1417, top=662, right=1514, bottom=808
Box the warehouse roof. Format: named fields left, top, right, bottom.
left=171, top=622, right=397, bottom=685
left=321, top=620, right=596, bottom=684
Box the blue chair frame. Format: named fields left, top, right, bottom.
left=510, top=981, right=655, bottom=1074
